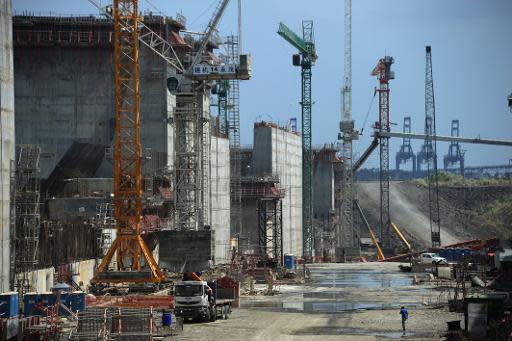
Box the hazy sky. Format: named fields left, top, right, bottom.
left=13, top=0, right=512, bottom=168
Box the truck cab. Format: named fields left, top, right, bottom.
left=174, top=281, right=212, bottom=322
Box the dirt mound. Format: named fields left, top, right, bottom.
left=356, top=181, right=512, bottom=248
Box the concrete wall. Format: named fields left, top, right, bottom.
left=27, top=259, right=97, bottom=292
left=252, top=124, right=302, bottom=256
left=14, top=40, right=175, bottom=179
left=157, top=230, right=214, bottom=272
left=313, top=149, right=336, bottom=220
left=211, top=136, right=230, bottom=264
left=0, top=0, right=15, bottom=292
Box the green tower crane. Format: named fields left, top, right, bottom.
left=277, top=21, right=317, bottom=258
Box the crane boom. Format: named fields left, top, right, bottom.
left=87, top=0, right=184, bottom=73
left=277, top=23, right=310, bottom=56
left=187, top=0, right=231, bottom=73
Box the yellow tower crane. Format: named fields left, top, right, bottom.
left=92, top=0, right=165, bottom=283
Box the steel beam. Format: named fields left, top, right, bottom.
left=375, top=131, right=512, bottom=146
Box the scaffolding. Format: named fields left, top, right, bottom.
left=226, top=35, right=242, bottom=239
left=258, top=199, right=283, bottom=264
left=12, top=145, right=41, bottom=294
left=241, top=176, right=284, bottom=264
left=96, top=202, right=115, bottom=259
left=174, top=94, right=201, bottom=230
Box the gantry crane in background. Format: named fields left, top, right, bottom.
left=371, top=56, right=394, bottom=249
left=277, top=21, right=317, bottom=258
left=92, top=0, right=165, bottom=283
left=396, top=117, right=416, bottom=177
left=89, top=0, right=250, bottom=283
left=443, top=120, right=465, bottom=176
left=338, top=0, right=359, bottom=250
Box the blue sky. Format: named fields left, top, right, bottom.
left=13, top=0, right=512, bottom=167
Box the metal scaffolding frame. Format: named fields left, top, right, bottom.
left=174, top=93, right=201, bottom=231
left=226, top=35, right=242, bottom=239
left=371, top=56, right=394, bottom=249
left=12, top=145, right=41, bottom=293
left=257, top=199, right=283, bottom=265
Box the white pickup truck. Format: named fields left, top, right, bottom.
left=174, top=280, right=234, bottom=322
left=420, top=252, right=447, bottom=264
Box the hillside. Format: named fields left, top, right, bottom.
left=356, top=181, right=512, bottom=249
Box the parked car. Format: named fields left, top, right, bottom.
left=420, top=252, right=447, bottom=264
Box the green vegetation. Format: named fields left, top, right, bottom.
left=414, top=172, right=512, bottom=187
left=475, top=195, right=512, bottom=236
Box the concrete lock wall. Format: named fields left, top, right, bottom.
left=211, top=136, right=230, bottom=264
left=252, top=125, right=302, bottom=257
left=313, top=150, right=336, bottom=220
left=14, top=41, right=175, bottom=179
left=0, top=0, right=15, bottom=292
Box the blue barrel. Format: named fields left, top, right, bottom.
left=69, top=292, right=86, bottom=313
left=23, top=293, right=39, bottom=316
left=284, top=254, right=295, bottom=270
left=0, top=292, right=19, bottom=318
left=162, top=311, right=173, bottom=327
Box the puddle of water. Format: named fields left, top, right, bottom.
left=311, top=272, right=413, bottom=288
left=335, top=328, right=418, bottom=339
left=242, top=299, right=422, bottom=313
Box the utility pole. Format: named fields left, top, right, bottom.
left=371, top=56, right=394, bottom=249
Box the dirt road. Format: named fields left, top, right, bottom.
left=177, top=263, right=463, bottom=341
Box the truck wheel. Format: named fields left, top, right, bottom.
left=223, top=306, right=229, bottom=320
left=203, top=309, right=211, bottom=323
left=209, top=306, right=217, bottom=322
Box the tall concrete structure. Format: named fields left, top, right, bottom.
left=12, top=15, right=231, bottom=270
left=313, top=146, right=339, bottom=257
left=13, top=16, right=178, bottom=180
left=313, top=146, right=338, bottom=220
left=211, top=136, right=230, bottom=263
left=0, top=0, right=15, bottom=292
left=250, top=122, right=302, bottom=256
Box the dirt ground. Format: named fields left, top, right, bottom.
left=176, top=263, right=463, bottom=341
left=356, top=181, right=512, bottom=249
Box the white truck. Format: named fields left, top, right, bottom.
left=174, top=280, right=234, bottom=322
left=420, top=252, right=447, bottom=264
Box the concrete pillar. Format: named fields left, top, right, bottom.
left=0, top=0, right=15, bottom=292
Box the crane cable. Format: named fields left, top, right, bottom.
left=360, top=88, right=377, bottom=135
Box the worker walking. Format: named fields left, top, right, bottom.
left=400, top=306, right=409, bottom=331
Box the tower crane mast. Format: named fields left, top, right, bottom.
left=277, top=21, right=317, bottom=258
left=371, top=56, right=394, bottom=249
left=338, top=0, right=358, bottom=249
left=89, top=0, right=250, bottom=284
left=93, top=0, right=164, bottom=283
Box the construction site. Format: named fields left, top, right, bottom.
left=0, top=0, right=511, bottom=340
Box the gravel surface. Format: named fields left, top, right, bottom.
left=176, top=263, right=464, bottom=341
